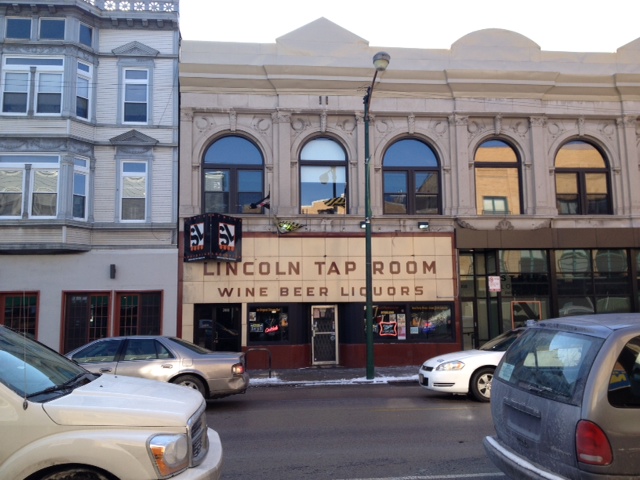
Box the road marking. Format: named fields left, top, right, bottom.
left=337, top=474, right=504, bottom=480
left=371, top=406, right=483, bottom=412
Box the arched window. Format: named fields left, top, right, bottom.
left=555, top=140, right=610, bottom=215
left=203, top=136, right=265, bottom=214
left=474, top=140, right=521, bottom=215
left=382, top=139, right=440, bottom=215
left=299, top=138, right=347, bottom=214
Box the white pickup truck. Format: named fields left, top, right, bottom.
left=0, top=325, right=223, bottom=480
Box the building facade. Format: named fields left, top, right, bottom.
left=180, top=19, right=640, bottom=369
left=0, top=0, right=180, bottom=351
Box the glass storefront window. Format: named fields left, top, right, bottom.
left=556, top=249, right=631, bottom=317
left=248, top=306, right=289, bottom=343
left=368, top=304, right=454, bottom=342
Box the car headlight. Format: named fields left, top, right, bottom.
left=435, top=360, right=465, bottom=371
left=149, top=434, right=189, bottom=477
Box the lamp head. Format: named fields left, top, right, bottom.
left=372, top=51, right=390, bottom=72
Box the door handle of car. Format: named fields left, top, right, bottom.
left=99, top=368, right=112, bottom=373
left=161, top=364, right=173, bottom=369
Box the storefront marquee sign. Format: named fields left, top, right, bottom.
left=184, top=213, right=242, bottom=262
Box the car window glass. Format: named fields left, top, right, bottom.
left=72, top=339, right=120, bottom=363
left=155, top=341, right=174, bottom=359
left=608, top=336, right=640, bottom=408
left=497, top=328, right=603, bottom=404
left=124, top=339, right=158, bottom=360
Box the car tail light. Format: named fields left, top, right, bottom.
left=576, top=420, right=612, bottom=466
left=232, top=363, right=245, bottom=375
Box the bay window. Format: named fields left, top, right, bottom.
left=0, top=155, right=59, bottom=218
left=5, top=18, right=31, bottom=39
left=39, top=18, right=65, bottom=40
left=76, top=62, right=92, bottom=119
left=2, top=57, right=64, bottom=115
left=73, top=158, right=89, bottom=220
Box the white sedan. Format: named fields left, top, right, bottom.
left=418, top=328, right=523, bottom=402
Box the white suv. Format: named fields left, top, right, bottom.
left=0, top=325, right=223, bottom=480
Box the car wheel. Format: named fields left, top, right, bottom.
left=470, top=367, right=494, bottom=402
left=36, top=467, right=112, bottom=480
left=173, top=374, right=206, bottom=397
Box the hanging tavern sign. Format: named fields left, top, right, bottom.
left=184, top=213, right=242, bottom=263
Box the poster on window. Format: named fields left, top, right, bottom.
left=397, top=314, right=406, bottom=340
left=488, top=276, right=501, bottom=292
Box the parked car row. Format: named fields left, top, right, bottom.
left=0, top=326, right=224, bottom=480
left=5, top=313, right=640, bottom=479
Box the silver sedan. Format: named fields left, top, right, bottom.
left=66, top=336, right=249, bottom=399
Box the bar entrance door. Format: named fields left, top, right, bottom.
left=311, top=305, right=338, bottom=365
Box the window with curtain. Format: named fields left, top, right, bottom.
left=300, top=138, right=347, bottom=214
left=0, top=155, right=60, bottom=218
left=203, top=136, right=265, bottom=214
left=120, top=161, right=147, bottom=221
left=475, top=139, right=521, bottom=215
left=383, top=139, right=440, bottom=215
left=555, top=140, right=611, bottom=215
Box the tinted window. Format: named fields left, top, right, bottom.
left=203, top=136, right=265, bottom=214
left=383, top=139, right=440, bottom=215
left=497, top=327, right=603, bottom=404
left=40, top=19, right=65, bottom=39
left=79, top=24, right=92, bottom=47
left=6, top=18, right=31, bottom=39
left=124, top=339, right=173, bottom=360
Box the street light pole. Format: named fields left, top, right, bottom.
left=364, top=51, right=390, bottom=380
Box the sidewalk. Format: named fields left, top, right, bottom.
left=248, top=365, right=419, bottom=387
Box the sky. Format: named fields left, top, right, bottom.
left=179, top=0, right=640, bottom=53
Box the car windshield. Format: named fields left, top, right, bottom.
left=480, top=329, right=521, bottom=352
left=0, top=326, right=91, bottom=399
left=497, top=327, right=604, bottom=404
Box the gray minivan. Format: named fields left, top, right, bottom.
left=484, top=314, right=640, bottom=479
